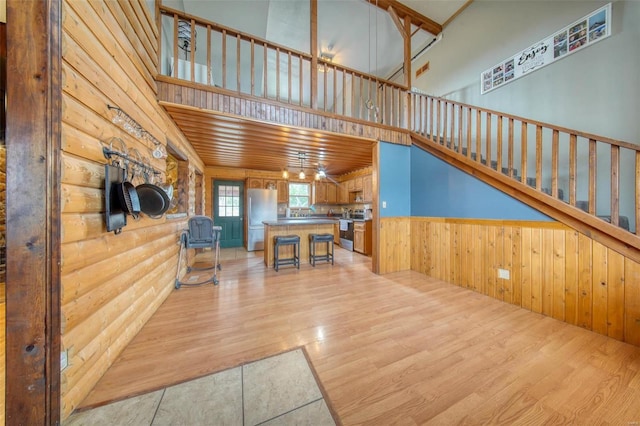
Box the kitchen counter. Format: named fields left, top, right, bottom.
left=263, top=218, right=337, bottom=226
left=263, top=220, right=335, bottom=268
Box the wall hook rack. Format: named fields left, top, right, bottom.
left=107, top=104, right=167, bottom=159
left=102, top=137, right=162, bottom=178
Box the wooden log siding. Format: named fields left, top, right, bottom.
left=60, top=0, right=203, bottom=419
left=400, top=217, right=640, bottom=348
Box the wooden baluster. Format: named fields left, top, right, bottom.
left=436, top=99, right=441, bottom=144
left=450, top=103, right=455, bottom=150
left=222, top=30, right=227, bottom=89
left=535, top=125, right=542, bottom=191
left=299, top=56, right=304, bottom=106
left=172, top=15, right=178, bottom=79
left=350, top=72, right=355, bottom=117
left=588, top=139, right=596, bottom=214
left=276, top=47, right=280, bottom=101
left=250, top=39, right=255, bottom=95
left=508, top=118, right=514, bottom=178
left=486, top=112, right=492, bottom=167
left=333, top=65, right=337, bottom=113
left=496, top=116, right=503, bottom=174
left=476, top=109, right=481, bottom=163
left=207, top=25, right=212, bottom=86
left=569, top=134, right=577, bottom=206
left=342, top=70, right=346, bottom=115
left=442, top=101, right=448, bottom=147
left=190, top=20, right=196, bottom=82
left=636, top=151, right=640, bottom=235
left=457, top=105, right=463, bottom=154
left=323, top=65, right=328, bottom=112
left=466, top=107, right=471, bottom=158
left=235, top=34, right=241, bottom=91
left=521, top=122, right=527, bottom=184
left=263, top=42, right=267, bottom=98
left=551, top=130, right=559, bottom=198
left=429, top=97, right=434, bottom=138
left=288, top=52, right=292, bottom=104
left=611, top=145, right=620, bottom=227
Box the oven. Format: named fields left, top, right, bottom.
left=339, top=219, right=354, bottom=251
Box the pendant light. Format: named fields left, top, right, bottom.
left=298, top=152, right=306, bottom=180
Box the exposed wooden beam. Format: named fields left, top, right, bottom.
left=443, top=0, right=474, bottom=28
left=387, top=6, right=407, bottom=40
left=366, top=0, right=442, bottom=35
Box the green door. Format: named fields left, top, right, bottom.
left=213, top=180, right=244, bottom=248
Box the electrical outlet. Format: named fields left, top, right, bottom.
left=498, top=269, right=510, bottom=280
left=382, top=201, right=387, bottom=208
left=61, top=350, right=68, bottom=371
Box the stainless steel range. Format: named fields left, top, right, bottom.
left=339, top=210, right=365, bottom=251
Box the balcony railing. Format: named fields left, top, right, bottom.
left=410, top=92, right=640, bottom=236
left=159, top=5, right=407, bottom=128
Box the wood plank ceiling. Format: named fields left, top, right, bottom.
left=162, top=102, right=375, bottom=177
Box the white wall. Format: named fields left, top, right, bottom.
left=415, top=0, right=639, bottom=144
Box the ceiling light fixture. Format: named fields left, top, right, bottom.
left=318, top=52, right=334, bottom=72
left=298, top=152, right=306, bottom=180
left=282, top=169, right=289, bottom=179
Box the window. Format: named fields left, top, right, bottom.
left=288, top=183, right=310, bottom=208
left=218, top=185, right=240, bottom=217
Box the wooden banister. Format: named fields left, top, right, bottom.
left=409, top=93, right=640, bottom=260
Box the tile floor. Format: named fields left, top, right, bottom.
left=64, top=348, right=336, bottom=426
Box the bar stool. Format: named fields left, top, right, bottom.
left=274, top=235, right=300, bottom=271
left=309, top=233, right=334, bottom=266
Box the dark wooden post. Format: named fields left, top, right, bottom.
left=6, top=0, right=62, bottom=423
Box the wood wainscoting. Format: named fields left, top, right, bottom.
left=409, top=217, right=640, bottom=347
left=378, top=217, right=412, bottom=275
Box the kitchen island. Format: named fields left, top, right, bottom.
left=263, top=219, right=336, bottom=268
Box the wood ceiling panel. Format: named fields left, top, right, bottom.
left=163, top=103, right=374, bottom=176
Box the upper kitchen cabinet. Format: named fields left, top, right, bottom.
left=247, top=178, right=263, bottom=189
left=312, top=181, right=338, bottom=204
left=277, top=180, right=289, bottom=203
left=338, top=182, right=349, bottom=204
left=363, top=175, right=372, bottom=202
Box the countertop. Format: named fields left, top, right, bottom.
left=263, top=218, right=338, bottom=226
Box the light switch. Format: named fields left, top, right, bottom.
left=382, top=201, right=387, bottom=208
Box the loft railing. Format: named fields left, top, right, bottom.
left=158, top=5, right=407, bottom=128
left=410, top=92, right=640, bottom=236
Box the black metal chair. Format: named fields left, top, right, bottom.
left=175, top=216, right=222, bottom=288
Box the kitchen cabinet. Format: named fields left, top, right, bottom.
left=326, top=182, right=337, bottom=203
left=338, top=183, right=349, bottom=204
left=264, top=179, right=277, bottom=190
left=353, top=220, right=372, bottom=256
left=277, top=180, right=289, bottom=203
left=313, top=181, right=338, bottom=204
left=354, top=176, right=363, bottom=191
left=347, top=179, right=355, bottom=192
left=333, top=222, right=340, bottom=244
left=247, top=178, right=263, bottom=189
left=363, top=175, right=372, bottom=202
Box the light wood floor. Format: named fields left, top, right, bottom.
left=80, top=247, right=640, bottom=424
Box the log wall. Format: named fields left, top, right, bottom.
left=60, top=0, right=202, bottom=419
left=405, top=217, right=640, bottom=347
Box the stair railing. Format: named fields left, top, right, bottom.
left=410, top=92, right=640, bottom=237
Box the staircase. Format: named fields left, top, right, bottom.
left=409, top=93, right=640, bottom=263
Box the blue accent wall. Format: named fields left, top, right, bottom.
left=379, top=142, right=411, bottom=217
left=410, top=146, right=551, bottom=221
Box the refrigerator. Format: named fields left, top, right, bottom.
left=247, top=189, right=278, bottom=251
